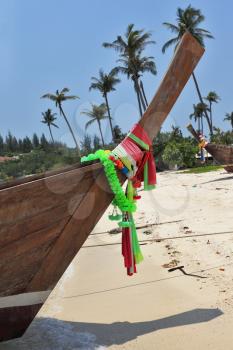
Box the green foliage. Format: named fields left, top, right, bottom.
left=162, top=142, right=183, bottom=168
left=224, top=112, right=233, bottom=131
left=113, top=125, right=126, bottom=144
left=40, top=134, right=49, bottom=151
left=152, top=131, right=170, bottom=169
left=177, top=140, right=199, bottom=168
left=162, top=139, right=198, bottom=169
left=103, top=24, right=156, bottom=115
left=32, top=133, right=40, bottom=148
left=183, top=165, right=223, bottom=174
left=82, top=103, right=108, bottom=146
left=0, top=147, right=80, bottom=181
left=211, top=127, right=233, bottom=145
left=0, top=135, right=4, bottom=155
left=93, top=135, right=101, bottom=151
left=162, top=5, right=213, bottom=53
left=81, top=134, right=92, bottom=155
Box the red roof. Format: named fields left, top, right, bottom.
left=0, top=156, right=13, bottom=163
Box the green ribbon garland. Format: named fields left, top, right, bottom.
left=81, top=150, right=136, bottom=213
left=82, top=149, right=144, bottom=269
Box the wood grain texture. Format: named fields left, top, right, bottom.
left=139, top=33, right=204, bottom=140
left=27, top=170, right=125, bottom=291
left=0, top=165, right=101, bottom=226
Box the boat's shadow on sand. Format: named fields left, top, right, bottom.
left=0, top=308, right=223, bottom=349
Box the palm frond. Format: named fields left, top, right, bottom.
left=61, top=87, right=70, bottom=94
left=85, top=118, right=96, bottom=130
left=162, top=22, right=179, bottom=33
left=63, top=95, right=79, bottom=100
left=41, top=93, right=57, bottom=101
left=162, top=37, right=179, bottom=53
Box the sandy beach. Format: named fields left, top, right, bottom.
left=1, top=169, right=233, bottom=349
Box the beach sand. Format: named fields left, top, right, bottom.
left=1, top=169, right=233, bottom=349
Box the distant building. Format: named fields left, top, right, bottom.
left=0, top=156, right=17, bottom=163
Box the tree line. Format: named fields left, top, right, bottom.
left=0, top=132, right=52, bottom=155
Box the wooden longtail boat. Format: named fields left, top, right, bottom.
left=0, top=33, right=204, bottom=342
left=187, top=124, right=233, bottom=173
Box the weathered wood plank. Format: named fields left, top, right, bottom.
left=0, top=241, right=55, bottom=296
left=0, top=203, right=71, bottom=248
left=27, top=170, right=123, bottom=291
left=0, top=161, right=101, bottom=191
left=0, top=218, right=67, bottom=261
left=139, top=33, right=204, bottom=140
left=0, top=166, right=101, bottom=225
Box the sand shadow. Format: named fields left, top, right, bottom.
left=201, top=175, right=233, bottom=184
left=1, top=308, right=223, bottom=349
left=70, top=308, right=223, bottom=346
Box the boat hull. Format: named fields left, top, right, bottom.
left=187, top=124, right=233, bottom=173
left=0, top=33, right=204, bottom=341
left=0, top=304, right=42, bottom=341
left=205, top=144, right=233, bottom=173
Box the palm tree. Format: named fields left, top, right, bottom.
left=89, top=69, right=120, bottom=140
left=82, top=103, right=108, bottom=146
left=224, top=112, right=233, bottom=131
left=204, top=91, right=220, bottom=133
left=41, top=88, right=80, bottom=154
left=41, top=109, right=58, bottom=143
left=162, top=5, right=213, bottom=133
left=114, top=53, right=157, bottom=114
left=189, top=103, right=209, bottom=133
left=103, top=24, right=156, bottom=116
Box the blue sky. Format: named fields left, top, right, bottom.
left=1, top=0, right=232, bottom=147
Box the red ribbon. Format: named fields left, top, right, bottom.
left=122, top=124, right=156, bottom=188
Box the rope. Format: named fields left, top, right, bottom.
left=82, top=230, right=233, bottom=248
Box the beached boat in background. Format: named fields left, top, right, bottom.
left=0, top=33, right=204, bottom=341
left=187, top=124, right=233, bottom=173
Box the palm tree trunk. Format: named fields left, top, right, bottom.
left=198, top=117, right=200, bottom=132
left=104, top=93, right=114, bottom=141
left=135, top=78, right=147, bottom=112
left=59, top=104, right=80, bottom=155
left=48, top=125, right=54, bottom=143
left=209, top=101, right=213, bottom=134
left=140, top=80, right=148, bottom=107
left=201, top=115, right=204, bottom=135
left=134, top=80, right=143, bottom=117
left=97, top=120, right=105, bottom=147
left=192, top=72, right=212, bottom=135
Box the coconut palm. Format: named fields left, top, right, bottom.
left=114, top=53, right=157, bottom=114
left=162, top=5, right=213, bottom=133
left=224, top=112, right=233, bottom=131
left=41, top=109, right=58, bottom=143
left=204, top=91, right=220, bottom=133
left=82, top=103, right=108, bottom=146
left=89, top=69, right=120, bottom=140
left=41, top=88, right=80, bottom=154
left=189, top=103, right=209, bottom=133
left=103, top=24, right=156, bottom=116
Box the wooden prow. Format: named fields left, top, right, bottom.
left=139, top=34, right=204, bottom=140
left=26, top=33, right=204, bottom=292
left=187, top=123, right=201, bottom=142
